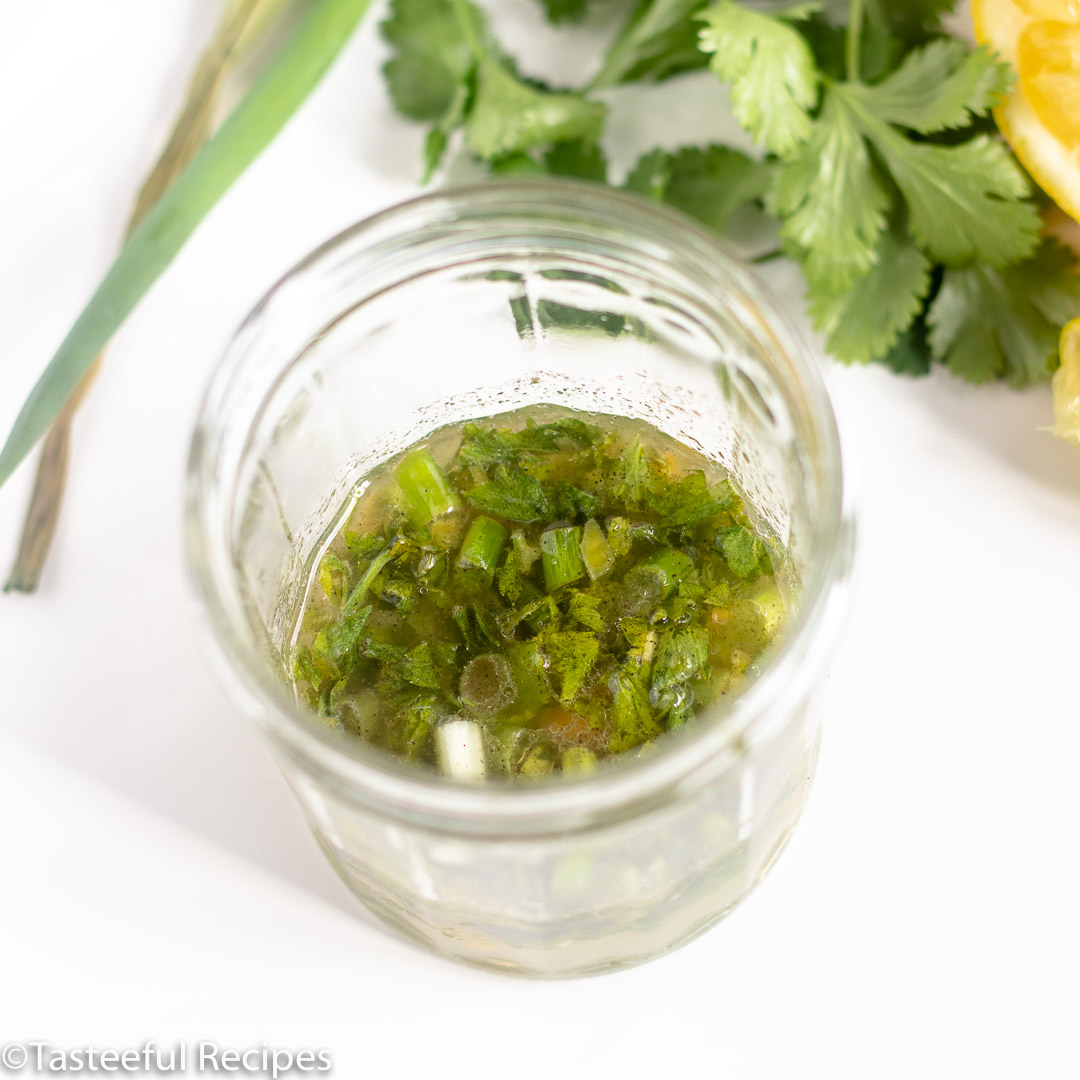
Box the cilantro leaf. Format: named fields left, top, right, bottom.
left=698, top=1, right=821, bottom=156
left=543, top=139, right=608, bottom=182
left=927, top=241, right=1080, bottom=386
left=859, top=124, right=1041, bottom=269
left=318, top=553, right=349, bottom=607
left=629, top=145, right=773, bottom=233
left=553, top=482, right=599, bottom=521
left=465, top=465, right=550, bottom=522
left=876, top=319, right=933, bottom=377
left=345, top=531, right=388, bottom=560
left=423, top=82, right=469, bottom=182
left=398, top=642, right=440, bottom=690
left=609, top=667, right=661, bottom=752
left=535, top=0, right=593, bottom=22
left=466, top=60, right=606, bottom=159
left=539, top=628, right=600, bottom=703
left=625, top=148, right=672, bottom=201
left=651, top=625, right=709, bottom=697
left=844, top=40, right=1013, bottom=135
left=592, top=0, right=709, bottom=87
left=656, top=472, right=737, bottom=528
left=719, top=524, right=767, bottom=579
left=457, top=418, right=601, bottom=469
left=380, top=0, right=477, bottom=121
left=567, top=591, right=605, bottom=631
left=807, top=225, right=932, bottom=364
left=773, top=89, right=890, bottom=292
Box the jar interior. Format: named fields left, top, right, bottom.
left=198, top=194, right=838, bottom=776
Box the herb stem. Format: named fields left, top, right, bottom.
left=846, top=0, right=864, bottom=83
left=451, top=0, right=485, bottom=60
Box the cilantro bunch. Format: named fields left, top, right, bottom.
left=381, top=0, right=1080, bottom=384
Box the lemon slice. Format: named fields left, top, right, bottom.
left=972, top=0, right=1080, bottom=222
left=1052, top=317, right=1080, bottom=446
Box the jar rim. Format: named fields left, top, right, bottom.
left=185, top=179, right=852, bottom=837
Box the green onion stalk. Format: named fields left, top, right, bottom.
left=2, top=0, right=373, bottom=590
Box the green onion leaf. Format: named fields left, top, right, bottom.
left=0, top=0, right=373, bottom=490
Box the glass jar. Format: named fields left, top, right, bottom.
left=186, top=181, right=852, bottom=978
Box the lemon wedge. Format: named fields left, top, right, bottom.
left=1052, top=317, right=1080, bottom=446
left=973, top=0, right=1080, bottom=222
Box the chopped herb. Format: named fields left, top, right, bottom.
left=465, top=465, right=550, bottom=522
left=288, top=408, right=785, bottom=780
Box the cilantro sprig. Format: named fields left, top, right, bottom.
left=381, top=0, right=1080, bottom=384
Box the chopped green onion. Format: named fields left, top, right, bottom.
left=459, top=653, right=516, bottom=717
left=435, top=719, right=487, bottom=781
left=636, top=547, right=695, bottom=598
left=518, top=744, right=556, bottom=777
left=539, top=523, right=586, bottom=591
left=394, top=447, right=456, bottom=522
left=561, top=747, right=598, bottom=775
left=579, top=518, right=615, bottom=580
left=456, top=515, right=507, bottom=579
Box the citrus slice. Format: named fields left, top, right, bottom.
left=972, top=0, right=1080, bottom=222
left=1051, top=317, right=1080, bottom=446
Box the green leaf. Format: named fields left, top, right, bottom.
left=844, top=40, right=1013, bottom=135
left=539, top=628, right=600, bottom=703
left=567, top=591, right=605, bottom=631
left=465, top=465, right=550, bottom=522
left=856, top=121, right=1041, bottom=268
left=807, top=226, right=932, bottom=364
left=553, top=482, right=600, bottom=521
left=625, top=148, right=673, bottom=201
left=535, top=0, right=593, bottom=23
left=651, top=625, right=709, bottom=696
left=698, top=1, right=821, bottom=155
left=631, top=145, right=773, bottom=233
left=381, top=0, right=476, bottom=121
left=344, top=531, right=388, bottom=559
left=318, top=553, right=349, bottom=606
left=656, top=472, right=737, bottom=528
left=591, top=0, right=709, bottom=88
left=927, top=241, right=1080, bottom=387
left=466, top=60, right=606, bottom=159
left=719, top=524, right=766, bottom=579
left=876, top=319, right=933, bottom=377
left=0, top=0, right=374, bottom=491
left=773, top=89, right=891, bottom=292
left=543, top=139, right=608, bottom=182
left=422, top=81, right=469, bottom=181
left=609, top=667, right=661, bottom=752
left=401, top=641, right=440, bottom=689
left=456, top=417, right=602, bottom=469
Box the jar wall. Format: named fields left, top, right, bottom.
left=275, top=695, right=822, bottom=977
left=187, top=183, right=849, bottom=978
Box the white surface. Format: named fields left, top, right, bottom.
left=1, top=3, right=1078, bottom=1076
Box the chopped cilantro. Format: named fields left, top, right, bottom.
left=465, top=465, right=550, bottom=522
left=720, top=525, right=768, bottom=580
left=289, top=410, right=785, bottom=779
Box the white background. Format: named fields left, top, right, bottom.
left=1, top=2, right=1078, bottom=1077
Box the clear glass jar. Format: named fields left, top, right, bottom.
left=186, top=181, right=852, bottom=978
